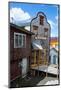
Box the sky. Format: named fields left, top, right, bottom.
left=9, top=2, right=59, bottom=37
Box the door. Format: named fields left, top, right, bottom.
left=22, top=58, right=28, bottom=77
left=53, top=55, right=56, bottom=64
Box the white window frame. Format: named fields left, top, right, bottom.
left=14, top=32, right=26, bottom=48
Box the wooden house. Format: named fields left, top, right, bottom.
left=30, top=12, right=50, bottom=76
left=10, top=23, right=34, bottom=81
left=49, top=48, right=58, bottom=65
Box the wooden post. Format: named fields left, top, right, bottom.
left=44, top=49, right=46, bottom=65
left=44, top=49, right=45, bottom=65
left=46, top=72, right=47, bottom=77
left=38, top=50, right=41, bottom=64
left=44, top=49, right=48, bottom=77
left=33, top=70, right=36, bottom=76
left=38, top=50, right=41, bottom=76
left=33, top=50, right=36, bottom=76
left=34, top=50, right=36, bottom=64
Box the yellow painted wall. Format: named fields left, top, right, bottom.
left=50, top=41, right=58, bottom=48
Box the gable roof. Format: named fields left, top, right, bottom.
left=10, top=23, right=34, bottom=35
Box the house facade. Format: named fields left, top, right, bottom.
left=10, top=23, right=33, bottom=81
left=30, top=12, right=50, bottom=76
left=49, top=48, right=58, bottom=65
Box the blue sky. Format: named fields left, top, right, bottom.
left=9, top=2, right=59, bottom=37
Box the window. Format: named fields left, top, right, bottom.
left=14, top=33, right=26, bottom=48
left=44, top=28, right=48, bottom=37
left=53, top=55, right=56, bottom=64
left=33, top=25, right=38, bottom=36
left=15, top=34, right=18, bottom=47
left=39, top=15, right=44, bottom=25
left=33, top=25, right=38, bottom=30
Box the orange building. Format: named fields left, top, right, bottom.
left=50, top=37, right=58, bottom=49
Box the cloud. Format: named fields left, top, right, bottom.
left=10, top=7, right=31, bottom=23
left=48, top=18, right=58, bottom=37
left=48, top=20, right=55, bottom=29
left=25, top=26, right=30, bottom=31
left=55, top=16, right=58, bottom=20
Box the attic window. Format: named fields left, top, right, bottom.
left=33, top=25, right=38, bottom=30
left=39, top=15, right=44, bottom=25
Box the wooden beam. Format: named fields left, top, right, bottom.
left=34, top=50, right=36, bottom=64
left=38, top=50, right=41, bottom=64
left=44, top=49, right=47, bottom=65
left=37, top=50, right=40, bottom=76
left=44, top=49, right=48, bottom=77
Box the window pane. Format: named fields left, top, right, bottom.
left=33, top=25, right=38, bottom=30
left=23, top=35, right=26, bottom=47
left=44, top=28, right=48, bottom=37
left=39, top=15, right=44, bottom=25
left=19, top=35, right=22, bottom=46
left=15, top=35, right=18, bottom=47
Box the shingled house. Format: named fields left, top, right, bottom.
left=10, top=23, right=34, bottom=81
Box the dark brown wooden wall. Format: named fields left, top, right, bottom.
left=10, top=26, right=31, bottom=61
left=10, top=26, right=31, bottom=80
left=10, top=61, right=21, bottom=80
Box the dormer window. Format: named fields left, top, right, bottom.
left=39, top=15, right=44, bottom=25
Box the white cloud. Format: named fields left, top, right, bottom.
left=55, top=16, right=58, bottom=20
left=25, top=26, right=30, bottom=31
left=48, top=18, right=58, bottom=37
left=48, top=20, right=55, bottom=29
left=10, top=7, right=31, bottom=23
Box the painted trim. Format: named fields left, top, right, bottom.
left=14, top=32, right=26, bottom=48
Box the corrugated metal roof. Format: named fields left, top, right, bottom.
left=32, top=42, right=43, bottom=50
